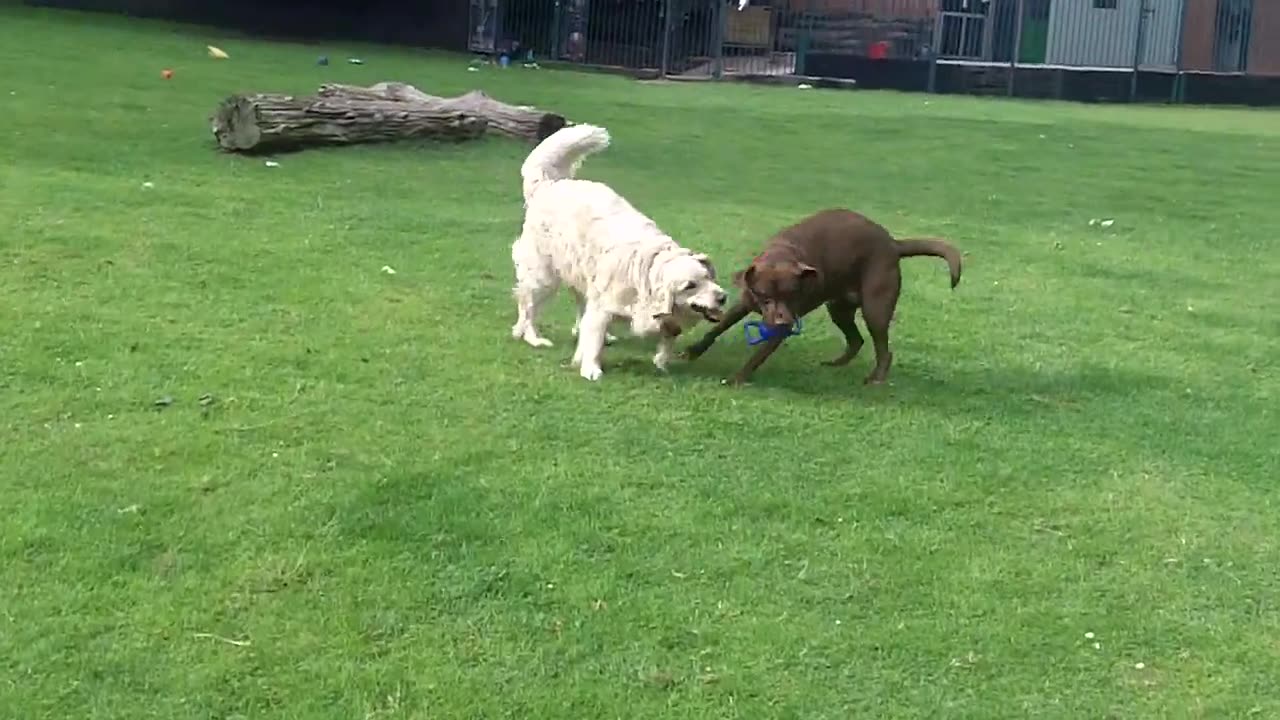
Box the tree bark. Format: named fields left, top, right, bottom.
left=210, top=82, right=567, bottom=153
left=317, top=82, right=567, bottom=142
left=211, top=93, right=486, bottom=153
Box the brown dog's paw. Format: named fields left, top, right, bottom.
left=863, top=375, right=888, bottom=386
left=721, top=375, right=750, bottom=387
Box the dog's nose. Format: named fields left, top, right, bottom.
left=714, top=291, right=727, bottom=305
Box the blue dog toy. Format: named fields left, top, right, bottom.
left=744, top=317, right=803, bottom=345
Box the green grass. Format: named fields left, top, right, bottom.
left=3, top=6, right=1279, bottom=718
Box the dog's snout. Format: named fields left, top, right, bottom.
left=764, top=303, right=794, bottom=327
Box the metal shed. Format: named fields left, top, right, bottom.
left=1247, top=0, right=1280, bottom=75
left=1044, top=0, right=1184, bottom=70
left=1181, top=0, right=1255, bottom=73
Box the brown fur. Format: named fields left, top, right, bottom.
left=682, top=208, right=962, bottom=386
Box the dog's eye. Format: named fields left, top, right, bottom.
left=683, top=281, right=697, bottom=291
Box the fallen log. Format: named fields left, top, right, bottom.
left=210, top=82, right=567, bottom=153
left=317, top=82, right=567, bottom=142
left=211, top=93, right=487, bottom=153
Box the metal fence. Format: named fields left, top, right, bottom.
left=471, top=0, right=1280, bottom=103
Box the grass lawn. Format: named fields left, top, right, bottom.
left=3, top=6, right=1279, bottom=718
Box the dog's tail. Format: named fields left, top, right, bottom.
left=520, top=123, right=611, bottom=203
left=896, top=238, right=963, bottom=289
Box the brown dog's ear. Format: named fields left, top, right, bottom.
left=796, top=262, right=819, bottom=279
left=691, top=252, right=716, bottom=279
left=734, top=265, right=756, bottom=290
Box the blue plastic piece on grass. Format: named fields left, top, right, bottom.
left=744, top=317, right=803, bottom=346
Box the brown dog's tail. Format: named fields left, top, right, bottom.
left=896, top=238, right=962, bottom=289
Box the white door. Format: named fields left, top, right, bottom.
left=1140, top=0, right=1183, bottom=69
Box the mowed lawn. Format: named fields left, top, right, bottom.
left=3, top=6, right=1279, bottom=718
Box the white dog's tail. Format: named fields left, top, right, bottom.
left=521, top=123, right=611, bottom=203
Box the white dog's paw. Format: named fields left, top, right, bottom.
left=652, top=352, right=671, bottom=372
left=517, top=328, right=554, bottom=348
left=579, top=364, right=603, bottom=381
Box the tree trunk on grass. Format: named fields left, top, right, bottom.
left=210, top=93, right=487, bottom=153
left=210, top=82, right=567, bottom=153
left=317, top=82, right=567, bottom=142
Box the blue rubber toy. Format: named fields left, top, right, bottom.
left=744, top=317, right=803, bottom=346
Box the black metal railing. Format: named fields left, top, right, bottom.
left=474, top=0, right=1279, bottom=103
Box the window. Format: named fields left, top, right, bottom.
left=1093, top=0, right=1117, bottom=8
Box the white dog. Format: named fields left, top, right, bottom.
left=511, top=124, right=728, bottom=381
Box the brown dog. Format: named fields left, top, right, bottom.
left=682, top=209, right=962, bottom=385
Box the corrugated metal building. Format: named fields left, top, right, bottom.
left=1180, top=0, right=1259, bottom=74
left=1044, top=0, right=1182, bottom=69
left=787, top=0, right=939, bottom=17
left=1247, top=0, right=1280, bottom=75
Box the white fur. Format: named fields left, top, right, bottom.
left=511, top=124, right=727, bottom=381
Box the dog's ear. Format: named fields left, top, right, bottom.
left=648, top=285, right=676, bottom=320
left=691, top=252, right=716, bottom=280
left=795, top=262, right=819, bottom=279
left=734, top=265, right=756, bottom=290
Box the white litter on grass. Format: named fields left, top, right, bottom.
left=797, top=83, right=813, bottom=89
left=142, top=181, right=154, bottom=189
left=264, top=160, right=280, bottom=168
left=1135, top=662, right=1146, bottom=670
left=467, top=66, right=479, bottom=72
left=1084, top=632, right=1095, bottom=639
left=381, top=265, right=397, bottom=275
left=1093, top=642, right=1102, bottom=650
left=1100, top=219, right=1115, bottom=228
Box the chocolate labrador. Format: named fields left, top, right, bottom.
left=682, top=208, right=963, bottom=386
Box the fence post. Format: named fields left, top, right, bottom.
left=1008, top=0, right=1025, bottom=97
left=927, top=6, right=942, bottom=93
left=712, top=0, right=725, bottom=79
left=493, top=0, right=506, bottom=58
left=796, top=12, right=810, bottom=77
left=1171, top=0, right=1190, bottom=103
left=660, top=0, right=673, bottom=76
left=1130, top=0, right=1150, bottom=103
left=550, top=0, right=562, bottom=61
